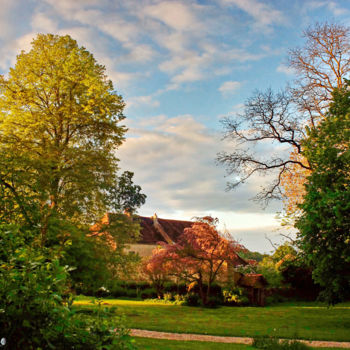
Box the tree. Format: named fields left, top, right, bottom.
left=142, top=247, right=173, bottom=297
left=0, top=34, right=127, bottom=244
left=107, top=171, right=147, bottom=214
left=296, top=85, right=350, bottom=304
left=144, top=217, right=247, bottom=305
left=218, top=22, right=350, bottom=205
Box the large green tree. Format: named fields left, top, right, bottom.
left=296, top=84, right=350, bottom=304
left=0, top=34, right=127, bottom=244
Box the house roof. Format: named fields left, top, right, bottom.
left=102, top=212, right=193, bottom=245
left=238, top=273, right=267, bottom=288
left=137, top=215, right=193, bottom=244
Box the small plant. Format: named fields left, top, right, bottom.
left=163, top=292, right=173, bottom=302
left=223, top=286, right=249, bottom=306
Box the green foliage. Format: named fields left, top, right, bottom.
left=184, top=293, right=200, bottom=306
left=62, top=220, right=141, bottom=295
left=271, top=243, right=297, bottom=264
left=223, top=286, right=249, bottom=306
left=253, top=337, right=310, bottom=350
left=239, top=250, right=268, bottom=262
left=140, top=288, right=158, bottom=300
left=0, top=33, right=129, bottom=239
left=0, top=225, right=136, bottom=349
left=107, top=171, right=147, bottom=214
left=296, top=85, right=350, bottom=304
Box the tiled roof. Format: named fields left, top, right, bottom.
left=238, top=273, right=267, bottom=288
left=137, top=216, right=193, bottom=244
left=100, top=213, right=193, bottom=245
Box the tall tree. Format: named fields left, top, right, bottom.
left=296, top=85, right=350, bottom=304
left=218, top=23, right=350, bottom=206
left=0, top=34, right=127, bottom=244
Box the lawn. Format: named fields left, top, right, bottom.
left=133, top=337, right=254, bottom=350
left=133, top=338, right=347, bottom=350
left=73, top=297, right=350, bottom=342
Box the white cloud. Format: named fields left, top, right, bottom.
left=31, top=12, right=58, bottom=33
left=127, top=95, right=160, bottom=109
left=304, top=1, right=348, bottom=16
left=219, top=81, right=242, bottom=95
left=221, top=0, right=287, bottom=32
left=118, top=114, right=281, bottom=216
left=276, top=64, right=295, bottom=76
left=143, top=1, right=201, bottom=32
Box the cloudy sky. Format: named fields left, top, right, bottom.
left=1, top=0, right=349, bottom=252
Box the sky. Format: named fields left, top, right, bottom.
left=0, top=0, right=349, bottom=253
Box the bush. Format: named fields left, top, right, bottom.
left=223, top=286, right=249, bottom=306
left=136, top=281, right=152, bottom=290
left=253, top=337, right=310, bottom=350
left=163, top=292, right=173, bottom=302
left=185, top=293, right=200, bottom=306
left=126, top=289, right=138, bottom=298
left=0, top=225, right=136, bottom=350
left=110, top=284, right=128, bottom=298
left=140, top=288, right=157, bottom=299
left=205, top=295, right=222, bottom=308
left=174, top=294, right=186, bottom=304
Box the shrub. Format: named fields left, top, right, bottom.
left=110, top=284, right=128, bottom=298
left=205, top=295, right=223, bottom=308
left=163, top=282, right=178, bottom=293
left=0, top=225, right=136, bottom=350
left=163, top=292, right=173, bottom=302
left=223, top=286, right=249, bottom=306
left=185, top=293, right=200, bottom=306
left=174, top=294, right=186, bottom=304
left=140, top=288, right=157, bottom=299
left=137, top=281, right=151, bottom=290
left=126, top=289, right=138, bottom=298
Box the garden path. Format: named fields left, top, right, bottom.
left=130, top=329, right=350, bottom=348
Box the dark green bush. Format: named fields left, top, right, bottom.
left=185, top=293, right=200, bottom=306
left=110, top=284, right=128, bottom=298
left=137, top=281, right=151, bottom=290
left=205, top=295, right=223, bottom=308
left=0, top=225, right=136, bottom=350
left=140, top=288, right=157, bottom=299
left=126, top=289, right=138, bottom=298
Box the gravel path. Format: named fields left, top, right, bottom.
left=130, top=329, right=350, bottom=348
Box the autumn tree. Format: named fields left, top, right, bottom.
left=0, top=34, right=131, bottom=245
left=144, top=217, right=247, bottom=305
left=296, top=84, right=350, bottom=304
left=218, top=22, right=350, bottom=207
left=142, top=247, right=173, bottom=297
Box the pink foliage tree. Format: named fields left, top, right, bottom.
left=143, top=216, right=247, bottom=304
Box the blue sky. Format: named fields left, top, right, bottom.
left=1, top=0, right=349, bottom=252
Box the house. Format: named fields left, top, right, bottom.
left=236, top=273, right=267, bottom=306
left=91, top=212, right=193, bottom=257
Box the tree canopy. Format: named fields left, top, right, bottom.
left=0, top=34, right=129, bottom=244
left=144, top=217, right=247, bottom=305
left=296, top=84, right=350, bottom=304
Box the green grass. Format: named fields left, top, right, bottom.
left=133, top=337, right=254, bottom=350
left=133, top=338, right=347, bottom=350
left=73, top=296, right=350, bottom=342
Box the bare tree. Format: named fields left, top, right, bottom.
left=289, top=22, right=350, bottom=123
left=218, top=22, right=350, bottom=203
